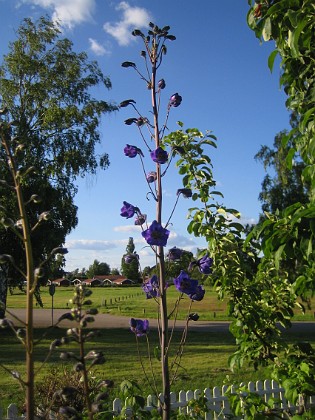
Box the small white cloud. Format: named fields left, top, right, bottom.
left=88, top=38, right=109, bottom=56
left=103, top=1, right=152, bottom=46
left=20, top=0, right=96, bottom=29
left=65, top=239, right=118, bottom=251
left=113, top=224, right=142, bottom=233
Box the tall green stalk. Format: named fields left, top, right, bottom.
left=1, top=124, right=35, bottom=419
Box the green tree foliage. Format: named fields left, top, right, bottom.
left=0, top=17, right=116, bottom=295
left=219, top=2, right=315, bottom=410
left=86, top=259, right=110, bottom=278
left=255, top=128, right=309, bottom=217
left=247, top=0, right=315, bottom=198
left=121, top=237, right=140, bottom=282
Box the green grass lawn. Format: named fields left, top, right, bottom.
left=6, top=285, right=315, bottom=321
left=1, top=326, right=310, bottom=412
left=1, top=285, right=314, bottom=412
left=0, top=327, right=238, bottom=408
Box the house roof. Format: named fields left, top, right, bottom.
left=93, top=275, right=125, bottom=281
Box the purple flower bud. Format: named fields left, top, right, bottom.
left=124, top=144, right=143, bottom=158
left=146, top=171, right=157, bottom=183
left=158, top=79, right=166, bottom=89
left=142, top=275, right=160, bottom=299
left=177, top=188, right=192, bottom=198
left=124, top=253, right=139, bottom=264
left=167, top=247, right=183, bottom=261
left=150, top=147, right=168, bottom=164
left=135, top=214, right=147, bottom=225
left=121, top=61, right=136, bottom=68
left=188, top=313, right=200, bottom=321
left=189, top=253, right=213, bottom=275
left=142, top=220, right=170, bottom=247
left=120, top=99, right=136, bottom=108
left=130, top=318, right=149, bottom=336
left=120, top=201, right=138, bottom=219
left=124, top=118, right=138, bottom=125
left=169, top=93, right=182, bottom=107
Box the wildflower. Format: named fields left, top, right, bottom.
left=158, top=79, right=166, bottom=89
left=130, top=318, right=149, bottom=336
left=169, top=93, right=182, bottom=107
left=142, top=220, right=170, bottom=246
left=150, top=147, right=168, bottom=164
left=188, top=313, right=200, bottom=321
left=124, top=144, right=143, bottom=158
left=146, top=171, right=157, bottom=183
left=120, top=201, right=138, bottom=219
left=173, top=270, right=205, bottom=302
left=189, top=254, right=213, bottom=275
left=188, top=285, right=205, bottom=301
left=167, top=247, right=183, bottom=261
left=124, top=253, right=139, bottom=264
left=177, top=188, right=192, bottom=198
left=135, top=214, right=147, bottom=225
left=142, top=275, right=160, bottom=299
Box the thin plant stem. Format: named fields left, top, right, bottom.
left=134, top=335, right=156, bottom=395
left=145, top=335, right=160, bottom=398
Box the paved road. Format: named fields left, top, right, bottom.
left=4, top=308, right=315, bottom=336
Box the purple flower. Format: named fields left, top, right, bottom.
left=142, top=275, right=160, bottom=299
left=120, top=201, right=138, bottom=219
left=158, top=79, right=166, bottom=89
left=169, top=93, right=182, bottom=108
left=142, top=220, right=170, bottom=247
left=124, top=253, right=139, bottom=264
left=146, top=171, right=157, bottom=183
left=174, top=270, right=205, bottom=301
left=134, top=214, right=147, bottom=226
left=124, top=144, right=143, bottom=158
left=177, top=188, right=192, bottom=198
left=130, top=318, right=149, bottom=336
left=189, top=254, right=213, bottom=275
left=167, top=247, right=183, bottom=261
left=188, top=285, right=205, bottom=301
left=150, top=147, right=168, bottom=164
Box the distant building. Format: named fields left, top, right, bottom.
left=48, top=278, right=71, bottom=287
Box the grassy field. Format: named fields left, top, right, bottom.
left=1, top=285, right=314, bottom=411
left=0, top=325, right=313, bottom=411
left=6, top=285, right=315, bottom=321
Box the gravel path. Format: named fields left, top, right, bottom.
left=4, top=308, right=315, bottom=335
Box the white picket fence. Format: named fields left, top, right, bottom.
left=1, top=380, right=315, bottom=419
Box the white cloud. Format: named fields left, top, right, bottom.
left=103, top=1, right=152, bottom=46
left=20, top=0, right=96, bottom=29
left=113, top=224, right=142, bottom=233
left=88, top=38, right=109, bottom=56
left=65, top=239, right=119, bottom=251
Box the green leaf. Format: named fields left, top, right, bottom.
left=289, top=19, right=310, bottom=58
left=262, top=17, right=272, bottom=41
left=268, top=50, right=279, bottom=73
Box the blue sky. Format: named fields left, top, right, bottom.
left=0, top=0, right=290, bottom=273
